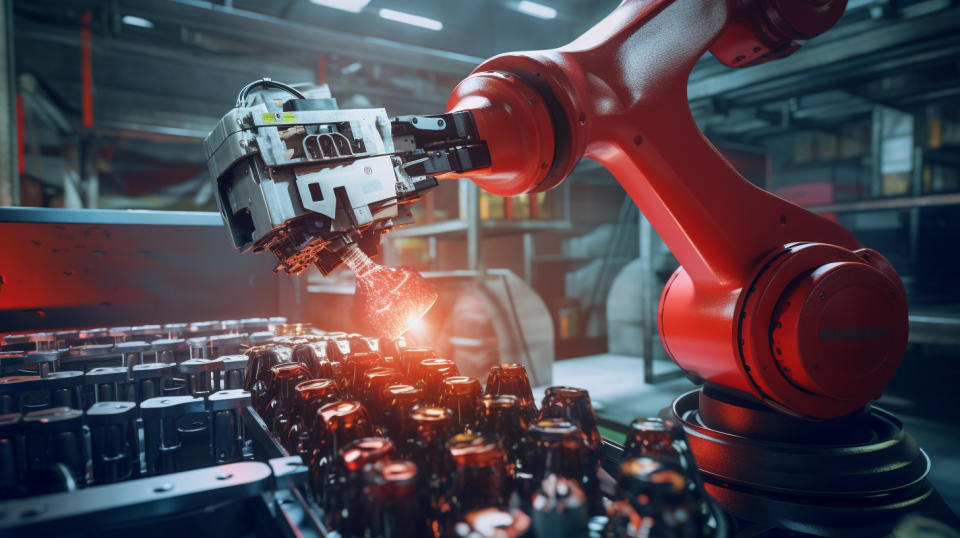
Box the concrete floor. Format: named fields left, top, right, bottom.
left=542, top=350, right=960, bottom=516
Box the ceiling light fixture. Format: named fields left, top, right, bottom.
left=341, top=62, right=363, bottom=75
left=308, top=0, right=371, bottom=14
left=121, top=15, right=155, bottom=29
left=378, top=8, right=443, bottom=31
left=516, top=1, right=557, bottom=20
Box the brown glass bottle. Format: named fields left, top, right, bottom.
left=307, top=400, right=374, bottom=502
left=299, top=379, right=343, bottom=420
left=282, top=379, right=341, bottom=456
left=613, top=457, right=701, bottom=537
left=478, top=394, right=530, bottom=478
left=292, top=341, right=335, bottom=380
left=263, top=362, right=310, bottom=432
left=333, top=437, right=396, bottom=535
left=623, top=417, right=677, bottom=461
left=328, top=360, right=350, bottom=395
left=347, top=334, right=375, bottom=353
left=377, top=336, right=403, bottom=369
left=399, top=346, right=435, bottom=377
left=407, top=406, right=455, bottom=466
left=527, top=418, right=602, bottom=515
left=447, top=433, right=509, bottom=517
left=439, top=376, right=483, bottom=432
left=623, top=417, right=699, bottom=474
left=484, top=363, right=537, bottom=421
left=415, top=358, right=460, bottom=405
left=323, top=335, right=354, bottom=364
left=344, top=351, right=382, bottom=398
left=623, top=416, right=706, bottom=513
left=379, top=383, right=423, bottom=452
left=359, top=367, right=403, bottom=421
left=317, top=400, right=374, bottom=458
left=243, top=344, right=293, bottom=413
left=406, top=406, right=456, bottom=516
left=358, top=460, right=428, bottom=538
left=538, top=386, right=602, bottom=454
left=339, top=437, right=395, bottom=474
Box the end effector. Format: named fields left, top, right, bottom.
left=203, top=79, right=490, bottom=275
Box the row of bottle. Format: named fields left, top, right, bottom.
left=243, top=336, right=713, bottom=537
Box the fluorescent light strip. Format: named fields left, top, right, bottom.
left=517, top=0, right=557, bottom=20
left=121, top=15, right=155, bottom=29
left=309, top=0, right=371, bottom=14
left=378, top=8, right=443, bottom=31
left=341, top=62, right=363, bottom=75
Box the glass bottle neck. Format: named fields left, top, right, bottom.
left=339, top=243, right=378, bottom=279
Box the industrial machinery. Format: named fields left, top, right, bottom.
left=205, top=0, right=905, bottom=422
left=203, top=80, right=496, bottom=336
left=430, top=0, right=950, bottom=534
left=1, top=0, right=959, bottom=536
left=199, top=0, right=957, bottom=534
left=0, top=320, right=728, bottom=537
left=439, top=0, right=908, bottom=421
left=203, top=79, right=490, bottom=276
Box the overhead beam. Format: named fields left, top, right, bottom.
left=807, top=193, right=960, bottom=214
left=115, top=0, right=483, bottom=78
left=688, top=7, right=960, bottom=106
left=15, top=17, right=452, bottom=142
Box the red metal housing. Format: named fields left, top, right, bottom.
left=445, top=0, right=907, bottom=419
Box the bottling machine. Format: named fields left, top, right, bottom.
left=1, top=0, right=959, bottom=536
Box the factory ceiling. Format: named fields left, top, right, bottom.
left=10, top=0, right=960, bottom=196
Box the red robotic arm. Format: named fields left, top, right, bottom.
left=444, top=0, right=908, bottom=419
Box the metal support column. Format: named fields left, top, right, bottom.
left=0, top=0, right=17, bottom=206
left=909, top=107, right=925, bottom=264
left=639, top=214, right=655, bottom=382
left=871, top=106, right=883, bottom=198
left=639, top=213, right=684, bottom=384
left=523, top=233, right=534, bottom=284
left=910, top=146, right=923, bottom=262
left=428, top=236, right=438, bottom=271
left=466, top=180, right=480, bottom=272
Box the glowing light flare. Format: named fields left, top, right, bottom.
left=403, top=314, right=433, bottom=343
left=405, top=314, right=426, bottom=333
left=339, top=244, right=438, bottom=338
